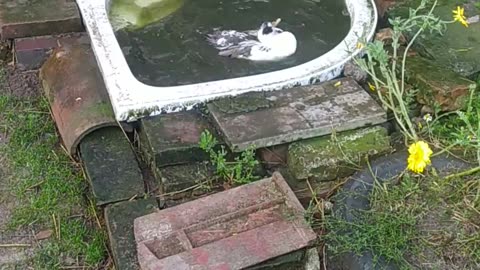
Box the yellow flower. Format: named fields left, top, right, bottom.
left=334, top=81, right=342, bottom=87
left=453, top=6, right=469, bottom=27
left=356, top=42, right=365, bottom=49
left=368, top=82, right=376, bottom=91
left=407, top=141, right=433, bottom=174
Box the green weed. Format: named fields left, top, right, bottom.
left=324, top=172, right=480, bottom=269
left=199, top=130, right=259, bottom=185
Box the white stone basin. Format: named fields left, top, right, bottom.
left=76, top=0, right=378, bottom=121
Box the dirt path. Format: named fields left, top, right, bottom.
left=0, top=65, right=39, bottom=269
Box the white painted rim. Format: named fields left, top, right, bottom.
left=76, top=0, right=378, bottom=121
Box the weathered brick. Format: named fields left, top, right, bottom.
left=105, top=198, right=158, bottom=270
left=0, top=0, right=83, bottom=39
left=134, top=172, right=316, bottom=270
left=14, top=33, right=88, bottom=70
left=288, top=126, right=391, bottom=181
left=406, top=55, right=474, bottom=112
left=390, top=2, right=480, bottom=79
left=80, top=127, right=145, bottom=205
left=154, top=162, right=215, bottom=195
left=208, top=78, right=387, bottom=152
left=139, top=111, right=218, bottom=168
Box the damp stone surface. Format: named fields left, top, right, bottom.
left=208, top=77, right=387, bottom=152
left=105, top=198, right=159, bottom=270
left=80, top=127, right=145, bottom=205
left=287, top=126, right=391, bottom=181
left=138, top=111, right=218, bottom=168
left=405, top=55, right=474, bottom=112
left=0, top=0, right=83, bottom=39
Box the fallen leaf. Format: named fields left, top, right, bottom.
left=35, top=229, right=53, bottom=240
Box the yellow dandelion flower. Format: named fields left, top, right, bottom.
left=407, top=141, right=433, bottom=174
left=368, top=82, right=376, bottom=91
left=453, top=6, right=469, bottom=27
left=356, top=42, right=365, bottom=49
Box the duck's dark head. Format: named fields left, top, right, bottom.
left=260, top=22, right=274, bottom=35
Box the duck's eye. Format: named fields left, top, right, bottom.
left=262, top=26, right=273, bottom=35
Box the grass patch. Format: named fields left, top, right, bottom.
left=0, top=94, right=107, bottom=269
left=324, top=172, right=480, bottom=269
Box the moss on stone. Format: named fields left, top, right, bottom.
left=405, top=55, right=474, bottom=111
left=390, top=0, right=480, bottom=79
left=210, top=92, right=274, bottom=114
left=287, top=126, right=391, bottom=181
left=155, top=162, right=215, bottom=194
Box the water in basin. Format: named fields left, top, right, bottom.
left=111, top=0, right=351, bottom=87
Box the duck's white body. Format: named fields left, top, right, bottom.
left=206, top=21, right=297, bottom=61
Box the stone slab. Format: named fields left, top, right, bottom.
left=105, top=198, right=159, bottom=270
left=80, top=127, right=145, bottom=205
left=134, top=172, right=316, bottom=270
left=288, top=126, right=391, bottom=181
left=139, top=111, right=218, bottom=168
left=14, top=33, right=89, bottom=70
left=208, top=77, right=387, bottom=152
left=0, top=0, right=84, bottom=40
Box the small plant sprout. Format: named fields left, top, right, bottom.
left=199, top=130, right=259, bottom=185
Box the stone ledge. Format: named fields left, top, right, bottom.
left=288, top=126, right=391, bottom=181
left=208, top=77, right=387, bottom=152
left=0, top=0, right=84, bottom=40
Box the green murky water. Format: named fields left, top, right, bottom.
left=112, top=0, right=351, bottom=87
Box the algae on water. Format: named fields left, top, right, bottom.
left=109, top=0, right=184, bottom=31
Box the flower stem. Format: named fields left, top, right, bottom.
left=444, top=166, right=480, bottom=180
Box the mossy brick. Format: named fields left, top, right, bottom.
left=390, top=0, right=480, bottom=79
left=139, top=111, right=217, bottom=168
left=288, top=126, right=391, bottom=181
left=0, top=0, right=83, bottom=39
left=405, top=55, right=474, bottom=112
left=155, top=162, right=215, bottom=194
left=208, top=77, right=387, bottom=152
left=105, top=198, right=158, bottom=270
left=80, top=127, right=145, bottom=205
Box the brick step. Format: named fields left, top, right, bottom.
left=134, top=172, right=317, bottom=270
left=208, top=77, right=387, bottom=152
left=14, top=33, right=88, bottom=70
left=0, top=0, right=83, bottom=40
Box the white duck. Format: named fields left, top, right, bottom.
left=206, top=19, right=297, bottom=61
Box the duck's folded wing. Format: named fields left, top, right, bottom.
left=206, top=30, right=253, bottom=50
left=217, top=40, right=261, bottom=58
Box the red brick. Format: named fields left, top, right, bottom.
left=134, top=172, right=316, bottom=270
left=14, top=33, right=88, bottom=70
